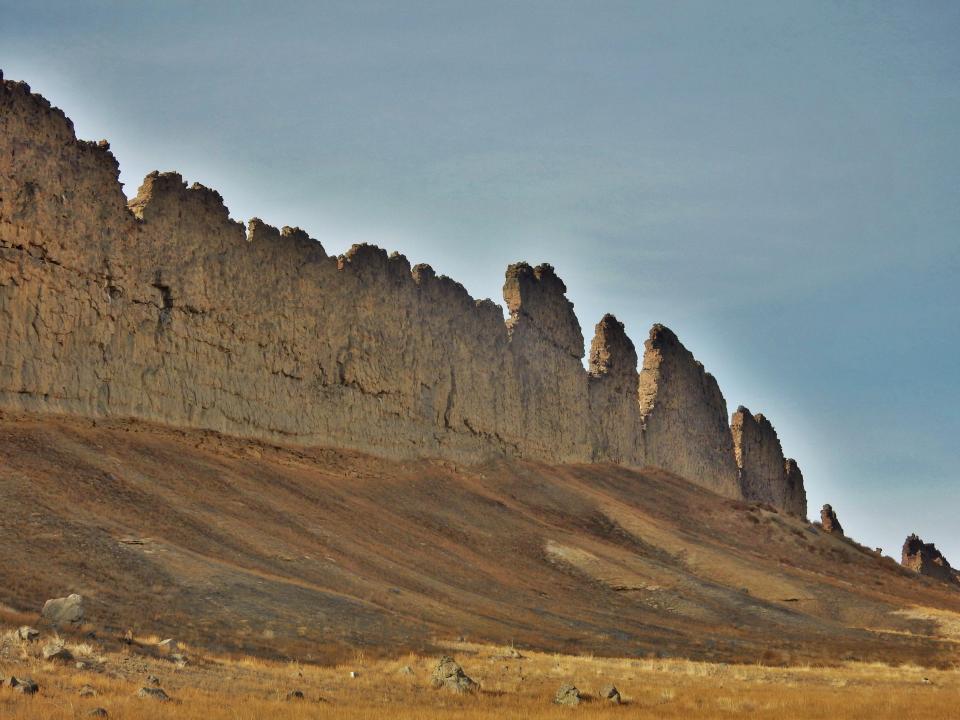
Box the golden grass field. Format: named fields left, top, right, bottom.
left=1, top=628, right=958, bottom=720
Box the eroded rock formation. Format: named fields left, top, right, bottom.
left=639, top=325, right=740, bottom=498
left=820, top=504, right=843, bottom=535
left=902, top=535, right=955, bottom=584
left=0, top=75, right=806, bottom=509
left=731, top=407, right=808, bottom=517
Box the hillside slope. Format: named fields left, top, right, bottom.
left=1, top=411, right=956, bottom=666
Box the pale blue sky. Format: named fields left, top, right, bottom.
left=2, top=1, right=957, bottom=560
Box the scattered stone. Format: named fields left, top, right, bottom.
left=41, top=593, right=84, bottom=626
left=349, top=670, right=359, bottom=678
left=286, top=689, right=305, bottom=700
left=170, top=652, right=188, bottom=668
left=146, top=674, right=161, bottom=686
left=902, top=534, right=955, bottom=583
left=137, top=686, right=170, bottom=701
left=600, top=684, right=621, bottom=704
left=42, top=640, right=74, bottom=662
left=10, top=676, right=39, bottom=694
left=79, top=684, right=97, bottom=697
left=820, top=504, right=843, bottom=535
left=75, top=661, right=86, bottom=670
left=15, top=626, right=39, bottom=642
left=121, top=629, right=134, bottom=644
left=431, top=656, right=479, bottom=693
left=399, top=665, right=414, bottom=675
left=157, top=638, right=179, bottom=655
left=554, top=683, right=583, bottom=706
left=87, top=709, right=108, bottom=718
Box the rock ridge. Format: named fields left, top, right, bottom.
left=0, top=74, right=804, bottom=510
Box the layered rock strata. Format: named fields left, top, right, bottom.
left=0, top=75, right=805, bottom=509
left=731, top=407, right=808, bottom=517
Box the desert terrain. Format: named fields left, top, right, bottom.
left=1, top=412, right=959, bottom=717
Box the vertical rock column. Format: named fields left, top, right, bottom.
left=587, top=314, right=643, bottom=464
left=731, top=406, right=808, bottom=517
left=638, top=324, right=740, bottom=498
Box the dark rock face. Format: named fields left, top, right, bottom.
left=902, top=534, right=955, bottom=583
left=820, top=504, right=843, bottom=535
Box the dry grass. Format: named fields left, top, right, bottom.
left=1, top=632, right=957, bottom=719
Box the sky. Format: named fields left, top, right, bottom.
left=1, top=1, right=957, bottom=560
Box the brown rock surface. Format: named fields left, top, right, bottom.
left=731, top=407, right=808, bottom=516
left=639, top=325, right=740, bottom=498
left=587, top=314, right=643, bottom=464
left=902, top=535, right=955, bottom=584
left=821, top=504, right=843, bottom=535
left=0, top=75, right=806, bottom=501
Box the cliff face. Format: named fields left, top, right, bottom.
left=0, top=76, right=804, bottom=508
left=638, top=325, right=740, bottom=498
left=731, top=407, right=808, bottom=517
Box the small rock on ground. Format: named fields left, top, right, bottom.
left=42, top=641, right=73, bottom=662
left=555, top=684, right=583, bottom=706
left=87, top=709, right=108, bottom=718
left=600, top=684, right=621, bottom=703
left=41, top=594, right=84, bottom=626
left=431, top=656, right=479, bottom=693
left=79, top=684, right=97, bottom=697
left=10, top=676, right=39, bottom=695
left=137, top=686, right=170, bottom=701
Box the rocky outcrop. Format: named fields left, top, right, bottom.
left=639, top=325, right=740, bottom=498
left=783, top=459, right=807, bottom=519
left=902, top=535, right=955, bottom=584
left=0, top=75, right=806, bottom=508
left=820, top=505, right=843, bottom=535
left=588, top=314, right=643, bottom=464
left=731, top=407, right=807, bottom=517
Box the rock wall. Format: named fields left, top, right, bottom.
left=902, top=535, right=955, bottom=584
left=638, top=325, right=740, bottom=498
left=731, top=407, right=808, bottom=517
left=587, top=314, right=644, bottom=464
left=0, top=75, right=805, bottom=508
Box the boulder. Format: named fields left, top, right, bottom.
left=42, top=640, right=73, bottom=662
left=286, top=689, right=305, bottom=701
left=10, top=676, right=39, bottom=694
left=431, top=655, right=479, bottom=693
left=87, top=709, right=108, bottom=718
left=554, top=683, right=583, bottom=706
left=820, top=504, right=843, bottom=535
left=137, top=686, right=170, bottom=701
left=41, top=593, right=84, bottom=626
left=15, top=626, right=39, bottom=642
left=600, top=684, right=621, bottom=704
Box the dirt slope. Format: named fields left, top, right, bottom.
left=0, top=411, right=957, bottom=666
